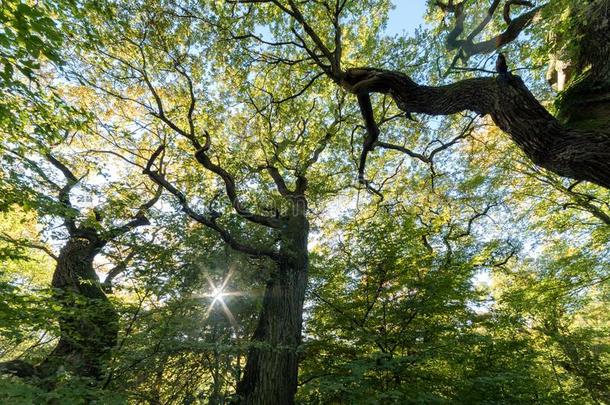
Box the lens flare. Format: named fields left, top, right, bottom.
left=199, top=264, right=241, bottom=330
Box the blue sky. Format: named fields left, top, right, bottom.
left=386, top=0, right=429, bottom=35
left=253, top=1, right=428, bottom=41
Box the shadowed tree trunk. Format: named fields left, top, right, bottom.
left=235, top=206, right=309, bottom=405
left=36, top=236, right=117, bottom=379
left=146, top=160, right=313, bottom=405
left=555, top=0, right=610, bottom=131
left=0, top=154, right=155, bottom=382
left=0, top=226, right=146, bottom=381
left=142, top=114, right=323, bottom=403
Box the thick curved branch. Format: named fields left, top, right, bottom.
left=468, top=5, right=544, bottom=55
left=356, top=93, right=380, bottom=184
left=302, top=131, right=333, bottom=172
left=467, top=0, right=502, bottom=43
left=105, top=214, right=150, bottom=241
left=341, top=68, right=610, bottom=190
left=356, top=95, right=474, bottom=188
left=104, top=184, right=161, bottom=240
left=143, top=147, right=280, bottom=260
left=129, top=45, right=281, bottom=229
left=266, top=165, right=291, bottom=196
left=102, top=250, right=137, bottom=293
left=285, top=0, right=338, bottom=73
left=503, top=1, right=534, bottom=24
left=193, top=147, right=282, bottom=228
left=355, top=93, right=385, bottom=198
left=263, top=128, right=329, bottom=199
left=3, top=148, right=61, bottom=190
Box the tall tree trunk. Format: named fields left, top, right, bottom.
left=556, top=0, right=610, bottom=131
left=235, top=212, right=309, bottom=405
left=37, top=236, right=118, bottom=380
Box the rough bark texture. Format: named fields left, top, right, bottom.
left=235, top=211, right=309, bottom=405
left=556, top=0, right=610, bottom=131
left=341, top=69, right=610, bottom=190
left=36, top=236, right=118, bottom=379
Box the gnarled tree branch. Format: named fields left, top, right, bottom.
left=143, top=146, right=280, bottom=260
left=341, top=67, right=610, bottom=190
left=439, top=0, right=545, bottom=60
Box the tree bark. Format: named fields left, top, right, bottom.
left=235, top=212, right=309, bottom=405
left=341, top=69, right=610, bottom=190
left=555, top=0, right=610, bottom=130
left=36, top=236, right=118, bottom=380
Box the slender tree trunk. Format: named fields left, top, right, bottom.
left=37, top=237, right=118, bottom=379
left=235, top=212, right=309, bottom=405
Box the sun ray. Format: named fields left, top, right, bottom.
left=218, top=298, right=239, bottom=330
left=200, top=266, right=242, bottom=327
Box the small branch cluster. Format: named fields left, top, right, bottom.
left=436, top=0, right=544, bottom=64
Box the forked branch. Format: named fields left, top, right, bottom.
left=143, top=145, right=280, bottom=260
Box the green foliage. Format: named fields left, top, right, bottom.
left=0, top=375, right=126, bottom=404
left=0, top=0, right=609, bottom=403
left=0, top=0, right=64, bottom=82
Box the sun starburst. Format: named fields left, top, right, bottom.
left=199, top=264, right=241, bottom=329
